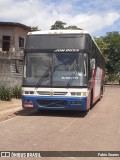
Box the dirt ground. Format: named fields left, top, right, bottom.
left=0, top=99, right=24, bottom=122
left=0, top=99, right=21, bottom=111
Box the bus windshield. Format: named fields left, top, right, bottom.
left=23, top=52, right=87, bottom=87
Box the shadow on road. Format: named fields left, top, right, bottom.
left=15, top=98, right=103, bottom=118
left=15, top=109, right=88, bottom=118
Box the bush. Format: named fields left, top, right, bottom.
left=12, top=86, right=22, bottom=99
left=105, top=74, right=120, bottom=84
left=0, top=86, right=12, bottom=101
left=0, top=85, right=22, bottom=101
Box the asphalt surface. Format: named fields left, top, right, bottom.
left=0, top=85, right=120, bottom=160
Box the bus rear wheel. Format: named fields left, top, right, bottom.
left=90, top=90, right=93, bottom=110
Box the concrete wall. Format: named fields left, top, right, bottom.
left=0, top=59, right=23, bottom=86
left=0, top=73, right=22, bottom=87
left=0, top=25, right=29, bottom=86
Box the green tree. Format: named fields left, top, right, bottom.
left=31, top=26, right=40, bottom=31
left=50, top=21, right=66, bottom=30
left=97, top=31, right=120, bottom=84
left=94, top=37, right=109, bottom=63
left=103, top=32, right=120, bottom=74
left=65, top=25, right=82, bottom=30
left=50, top=20, right=81, bottom=30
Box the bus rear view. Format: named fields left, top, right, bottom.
left=22, top=30, right=105, bottom=112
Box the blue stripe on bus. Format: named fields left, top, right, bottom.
left=22, top=96, right=88, bottom=111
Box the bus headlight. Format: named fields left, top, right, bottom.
left=71, top=92, right=81, bottom=96
left=23, top=91, right=34, bottom=95
left=82, top=92, right=87, bottom=96
left=71, top=92, right=87, bottom=96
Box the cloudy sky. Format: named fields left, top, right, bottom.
left=0, top=0, right=120, bottom=36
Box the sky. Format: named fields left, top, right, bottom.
left=0, top=0, right=120, bottom=36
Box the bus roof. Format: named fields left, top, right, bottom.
left=28, top=30, right=89, bottom=35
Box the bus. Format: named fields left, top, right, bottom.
left=22, top=30, right=105, bottom=112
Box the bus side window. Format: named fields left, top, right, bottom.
left=90, top=58, right=95, bottom=70
left=84, top=60, right=87, bottom=76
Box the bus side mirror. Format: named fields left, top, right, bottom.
left=90, top=58, right=95, bottom=70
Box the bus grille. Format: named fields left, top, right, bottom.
left=36, top=91, right=67, bottom=96
left=37, top=100, right=67, bottom=107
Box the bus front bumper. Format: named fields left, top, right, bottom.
left=22, top=96, right=88, bottom=111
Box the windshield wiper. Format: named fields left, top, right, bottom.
left=35, top=65, right=52, bottom=88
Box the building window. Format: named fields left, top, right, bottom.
left=19, top=37, right=24, bottom=48
left=2, top=36, right=10, bottom=51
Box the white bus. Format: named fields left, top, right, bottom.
left=22, top=30, right=105, bottom=111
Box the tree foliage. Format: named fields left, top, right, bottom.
left=94, top=37, right=109, bottom=62
left=31, top=26, right=40, bottom=31
left=95, top=32, right=120, bottom=77
left=50, top=20, right=81, bottom=30
left=103, top=32, right=120, bottom=74
left=50, top=21, right=66, bottom=30
left=65, top=25, right=82, bottom=30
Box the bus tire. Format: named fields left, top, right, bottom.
left=90, top=90, right=93, bottom=110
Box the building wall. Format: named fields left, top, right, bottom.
left=11, top=26, right=28, bottom=55
left=0, top=26, right=15, bottom=53
left=0, top=58, right=23, bottom=86
left=0, top=24, right=30, bottom=86
left=0, top=26, right=28, bottom=57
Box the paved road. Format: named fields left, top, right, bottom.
left=0, top=85, right=120, bottom=160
